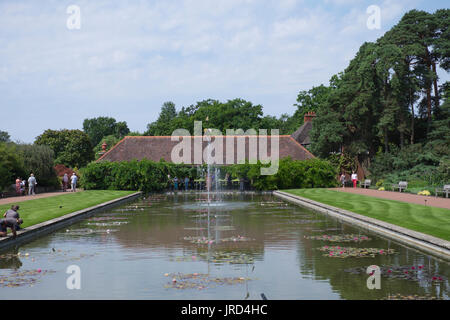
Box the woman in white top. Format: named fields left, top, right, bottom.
left=351, top=171, right=358, bottom=188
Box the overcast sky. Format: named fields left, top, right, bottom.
left=1, top=0, right=448, bottom=143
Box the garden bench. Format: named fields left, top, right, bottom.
left=435, top=185, right=450, bottom=198
left=392, top=181, right=408, bottom=192
left=360, top=179, right=371, bottom=188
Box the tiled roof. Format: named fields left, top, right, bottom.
left=291, top=121, right=312, bottom=145
left=97, top=135, right=314, bottom=163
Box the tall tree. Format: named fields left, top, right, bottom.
left=83, top=117, right=130, bottom=146
left=0, top=130, right=11, bottom=143
left=35, top=129, right=94, bottom=168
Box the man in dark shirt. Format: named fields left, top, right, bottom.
left=0, top=218, right=23, bottom=237
left=3, top=205, right=21, bottom=230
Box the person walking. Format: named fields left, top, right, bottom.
left=340, top=173, right=346, bottom=188
left=28, top=174, right=37, bottom=195
left=70, top=173, right=78, bottom=192
left=351, top=171, right=358, bottom=188
left=62, top=173, right=69, bottom=192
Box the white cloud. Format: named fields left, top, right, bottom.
left=0, top=0, right=445, bottom=143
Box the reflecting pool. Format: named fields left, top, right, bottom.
left=0, top=193, right=448, bottom=299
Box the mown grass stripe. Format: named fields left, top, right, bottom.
left=0, top=190, right=136, bottom=228
left=285, top=189, right=450, bottom=241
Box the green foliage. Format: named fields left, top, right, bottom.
left=0, top=131, right=10, bottom=143
left=81, top=158, right=337, bottom=192
left=35, top=129, right=94, bottom=168
left=93, top=135, right=121, bottom=159
left=145, top=99, right=290, bottom=136
left=15, top=144, right=59, bottom=187
left=83, top=117, right=130, bottom=147
left=0, top=143, right=24, bottom=191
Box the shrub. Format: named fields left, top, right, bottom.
left=81, top=157, right=337, bottom=191
left=0, top=143, right=24, bottom=191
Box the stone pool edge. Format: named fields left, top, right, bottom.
left=0, top=191, right=142, bottom=252
left=273, top=190, right=450, bottom=260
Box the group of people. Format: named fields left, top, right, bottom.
left=14, top=174, right=38, bottom=196
left=13, top=172, right=78, bottom=196
left=0, top=205, right=23, bottom=238
left=340, top=171, right=359, bottom=188
left=170, top=176, right=190, bottom=191
left=62, top=173, right=78, bottom=192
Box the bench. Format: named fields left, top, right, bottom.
left=392, top=181, right=408, bottom=192
left=360, top=179, right=371, bottom=188
left=435, top=185, right=450, bottom=198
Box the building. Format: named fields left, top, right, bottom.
left=291, top=111, right=316, bottom=148
left=97, top=135, right=314, bottom=164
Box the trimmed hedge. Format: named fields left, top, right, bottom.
left=80, top=157, right=337, bottom=192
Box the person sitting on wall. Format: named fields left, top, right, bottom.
left=0, top=218, right=23, bottom=238
left=3, top=205, right=22, bottom=230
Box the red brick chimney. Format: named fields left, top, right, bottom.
left=304, top=111, right=316, bottom=123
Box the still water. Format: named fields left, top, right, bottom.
left=0, top=193, right=448, bottom=299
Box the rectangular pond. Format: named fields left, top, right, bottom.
left=0, top=193, right=448, bottom=300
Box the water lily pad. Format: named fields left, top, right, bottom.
left=305, top=234, right=371, bottom=242
left=164, top=273, right=251, bottom=290
left=318, top=246, right=395, bottom=258
left=344, top=265, right=447, bottom=283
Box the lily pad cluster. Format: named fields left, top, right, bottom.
left=170, top=252, right=254, bottom=264
left=345, top=265, right=447, bottom=283
left=64, top=228, right=117, bottom=236
left=318, top=246, right=395, bottom=258
left=0, top=269, right=54, bottom=288
left=164, top=272, right=251, bottom=290
left=283, top=219, right=323, bottom=225
left=87, top=217, right=128, bottom=221
left=384, top=294, right=441, bottom=300
left=87, top=221, right=129, bottom=227
left=305, top=234, right=371, bottom=242
left=183, top=235, right=252, bottom=244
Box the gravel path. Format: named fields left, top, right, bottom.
left=331, top=188, right=450, bottom=209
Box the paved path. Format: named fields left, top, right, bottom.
left=0, top=192, right=73, bottom=206
left=331, top=188, right=450, bottom=210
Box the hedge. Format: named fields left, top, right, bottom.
left=80, top=157, right=337, bottom=192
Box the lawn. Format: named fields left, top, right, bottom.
left=0, top=190, right=136, bottom=228
left=284, top=189, right=450, bottom=241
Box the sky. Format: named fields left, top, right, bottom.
left=0, top=0, right=449, bottom=143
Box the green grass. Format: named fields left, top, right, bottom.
left=284, top=189, right=450, bottom=241
left=0, top=190, right=136, bottom=228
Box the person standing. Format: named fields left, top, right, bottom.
left=15, top=178, right=21, bottom=196
left=20, top=179, right=26, bottom=195
left=184, top=177, right=189, bottom=191
left=351, top=171, right=358, bottom=188
left=173, top=177, right=179, bottom=191
left=28, top=174, right=37, bottom=195
left=340, top=173, right=346, bottom=188
left=71, top=173, right=78, bottom=192
left=62, top=173, right=69, bottom=192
